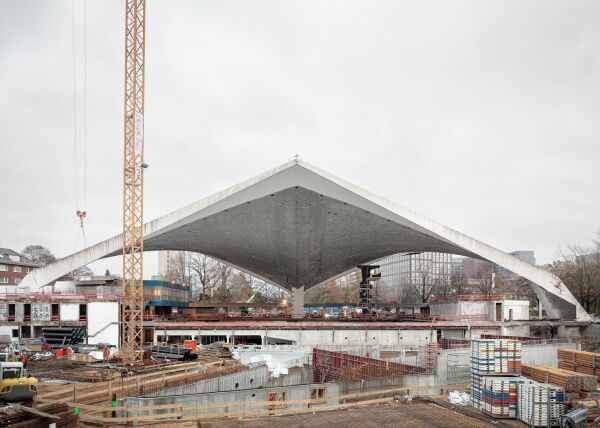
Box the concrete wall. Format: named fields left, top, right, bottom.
left=503, top=300, right=530, bottom=321
left=125, top=382, right=341, bottom=418
left=521, top=342, right=579, bottom=366
left=434, top=342, right=581, bottom=386
left=142, top=366, right=270, bottom=397
left=429, top=301, right=490, bottom=318
left=87, top=301, right=119, bottom=346
left=60, top=303, right=80, bottom=322
left=157, top=328, right=436, bottom=347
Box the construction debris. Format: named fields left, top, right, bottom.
left=0, top=403, right=78, bottom=428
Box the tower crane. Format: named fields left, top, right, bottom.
left=121, top=0, right=146, bottom=364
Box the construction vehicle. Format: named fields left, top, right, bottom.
left=0, top=362, right=37, bottom=402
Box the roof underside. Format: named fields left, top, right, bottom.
left=141, top=187, right=476, bottom=289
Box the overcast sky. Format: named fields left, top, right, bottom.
left=1, top=0, right=599, bottom=277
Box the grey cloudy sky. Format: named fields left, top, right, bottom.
left=1, top=0, right=599, bottom=277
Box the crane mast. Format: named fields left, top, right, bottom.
left=121, top=0, right=146, bottom=364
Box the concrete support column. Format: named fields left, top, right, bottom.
left=292, top=286, right=305, bottom=319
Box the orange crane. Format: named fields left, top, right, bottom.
left=121, top=0, right=146, bottom=364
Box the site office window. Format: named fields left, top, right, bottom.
left=0, top=277, right=7, bottom=284
left=0, top=265, right=6, bottom=272
left=12, top=266, right=21, bottom=273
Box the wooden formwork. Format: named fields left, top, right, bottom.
left=35, top=360, right=245, bottom=406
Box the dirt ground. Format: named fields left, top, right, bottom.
left=208, top=401, right=527, bottom=428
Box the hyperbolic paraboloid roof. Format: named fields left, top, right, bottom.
left=21, top=159, right=589, bottom=320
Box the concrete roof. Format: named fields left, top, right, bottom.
left=20, top=159, right=589, bottom=321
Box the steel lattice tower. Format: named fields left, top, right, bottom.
left=121, top=0, right=146, bottom=364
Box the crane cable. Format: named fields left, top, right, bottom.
left=72, top=0, right=93, bottom=274
left=73, top=0, right=87, bottom=221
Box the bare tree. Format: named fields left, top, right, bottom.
left=552, top=244, right=600, bottom=313
left=72, top=265, right=93, bottom=276
left=410, top=261, right=443, bottom=303
left=451, top=272, right=467, bottom=296
left=21, top=245, right=56, bottom=266
left=189, top=254, right=219, bottom=301
left=475, top=269, right=495, bottom=296
left=166, top=252, right=194, bottom=289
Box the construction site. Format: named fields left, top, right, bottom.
left=2, top=0, right=599, bottom=427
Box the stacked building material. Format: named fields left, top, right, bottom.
left=471, top=338, right=521, bottom=376
left=517, top=382, right=565, bottom=427
left=470, top=338, right=523, bottom=416
left=481, top=376, right=532, bottom=418
left=558, top=349, right=600, bottom=379
left=42, top=327, right=85, bottom=346
left=471, top=373, right=484, bottom=410
left=522, top=364, right=597, bottom=392
left=574, top=400, right=600, bottom=427
left=148, top=345, right=198, bottom=361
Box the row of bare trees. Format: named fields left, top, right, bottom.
left=550, top=237, right=600, bottom=313
left=165, top=252, right=288, bottom=304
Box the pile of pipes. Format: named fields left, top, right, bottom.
left=42, top=328, right=85, bottom=346
left=522, top=364, right=597, bottom=392
left=148, top=345, right=198, bottom=361
left=558, top=349, right=600, bottom=380
left=517, top=382, right=565, bottom=427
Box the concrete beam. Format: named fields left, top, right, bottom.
left=20, top=159, right=589, bottom=321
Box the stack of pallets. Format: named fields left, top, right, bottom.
left=470, top=338, right=522, bottom=416
left=558, top=349, right=600, bottom=379
left=471, top=338, right=522, bottom=376
left=481, top=376, right=533, bottom=418
left=522, top=364, right=597, bottom=392
left=517, top=382, right=565, bottom=427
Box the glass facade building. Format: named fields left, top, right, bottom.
left=378, top=252, right=452, bottom=304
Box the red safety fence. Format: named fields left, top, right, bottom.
left=312, top=347, right=435, bottom=382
